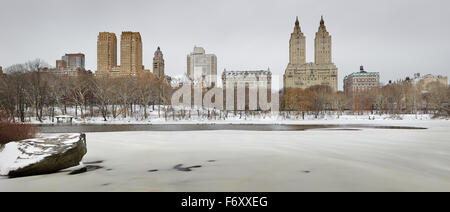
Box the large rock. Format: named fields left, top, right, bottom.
left=0, top=133, right=87, bottom=178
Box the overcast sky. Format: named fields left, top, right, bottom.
left=1, top=0, right=449, bottom=90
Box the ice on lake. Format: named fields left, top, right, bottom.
left=1, top=120, right=449, bottom=192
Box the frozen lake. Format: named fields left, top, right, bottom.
left=36, top=123, right=426, bottom=133
left=1, top=120, right=450, bottom=191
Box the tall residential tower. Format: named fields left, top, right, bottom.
left=97, top=32, right=117, bottom=75
left=120, top=32, right=143, bottom=75
left=187, top=46, right=217, bottom=87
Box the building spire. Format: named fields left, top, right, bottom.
left=318, top=15, right=327, bottom=32
left=293, top=16, right=301, bottom=33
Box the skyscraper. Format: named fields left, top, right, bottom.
left=153, top=47, right=165, bottom=79
left=97, top=32, right=117, bottom=75
left=187, top=46, right=217, bottom=87
left=284, top=16, right=338, bottom=92
left=120, top=31, right=143, bottom=75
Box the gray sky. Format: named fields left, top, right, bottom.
left=1, top=0, right=449, bottom=90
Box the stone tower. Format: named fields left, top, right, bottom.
left=153, top=47, right=165, bottom=79
left=120, top=32, right=143, bottom=75
left=97, top=32, right=117, bottom=75
left=289, top=17, right=306, bottom=66
left=314, top=16, right=332, bottom=65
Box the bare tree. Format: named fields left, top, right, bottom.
left=25, top=59, right=50, bottom=122
left=92, top=76, right=113, bottom=121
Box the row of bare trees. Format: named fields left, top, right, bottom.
left=353, top=80, right=450, bottom=115
left=0, top=59, right=174, bottom=123
left=281, top=81, right=450, bottom=117
left=1, top=59, right=449, bottom=122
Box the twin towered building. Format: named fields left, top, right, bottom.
left=283, top=16, right=338, bottom=92
left=96, top=31, right=165, bottom=78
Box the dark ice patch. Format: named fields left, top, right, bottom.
left=69, top=165, right=103, bottom=175
left=173, top=164, right=202, bottom=172
left=83, top=160, right=104, bottom=165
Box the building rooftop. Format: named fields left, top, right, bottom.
left=64, top=53, right=85, bottom=57
left=193, top=46, right=206, bottom=54
left=222, top=69, right=271, bottom=76
left=344, top=66, right=379, bottom=80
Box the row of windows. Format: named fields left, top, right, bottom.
left=355, top=83, right=376, bottom=86
left=354, top=78, right=377, bottom=82
left=353, top=85, right=377, bottom=88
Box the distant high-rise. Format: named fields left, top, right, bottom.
left=153, top=47, right=165, bottom=79
left=187, top=46, right=217, bottom=87
left=54, top=53, right=87, bottom=76
left=120, top=32, right=143, bottom=75
left=57, top=53, right=85, bottom=69
left=97, top=32, right=117, bottom=75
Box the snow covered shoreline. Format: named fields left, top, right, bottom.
left=26, top=113, right=447, bottom=125
left=11, top=105, right=443, bottom=126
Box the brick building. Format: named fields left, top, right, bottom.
left=343, top=66, right=380, bottom=96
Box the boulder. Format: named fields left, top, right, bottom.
left=0, top=133, right=87, bottom=178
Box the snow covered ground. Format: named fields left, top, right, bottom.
left=0, top=120, right=449, bottom=191
left=19, top=104, right=446, bottom=125
left=26, top=111, right=445, bottom=125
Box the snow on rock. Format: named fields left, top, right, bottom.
left=0, top=134, right=87, bottom=177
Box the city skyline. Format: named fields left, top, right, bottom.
left=1, top=0, right=450, bottom=90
